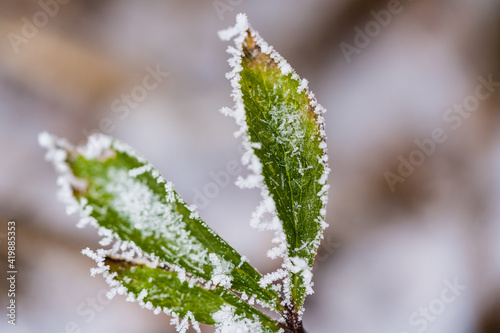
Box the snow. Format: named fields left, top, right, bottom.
left=128, top=164, right=152, bottom=177
left=297, top=78, right=309, bottom=93
left=268, top=104, right=306, bottom=148
left=77, top=133, right=113, bottom=159
left=259, top=268, right=287, bottom=288
left=209, top=253, right=234, bottom=289
left=212, top=305, right=263, bottom=333
left=137, top=289, right=148, bottom=301
left=170, top=312, right=201, bottom=333
left=217, top=13, right=250, bottom=41
left=289, top=257, right=313, bottom=296
left=39, top=132, right=97, bottom=230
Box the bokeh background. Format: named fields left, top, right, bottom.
left=1, top=0, right=500, bottom=332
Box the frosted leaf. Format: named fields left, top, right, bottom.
left=94, top=257, right=281, bottom=332
left=40, top=132, right=283, bottom=319
left=219, top=14, right=330, bottom=313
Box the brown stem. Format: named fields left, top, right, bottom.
left=282, top=303, right=307, bottom=333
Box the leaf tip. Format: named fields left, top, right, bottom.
left=77, top=133, right=115, bottom=161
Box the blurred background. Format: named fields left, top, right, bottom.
left=1, top=0, right=500, bottom=332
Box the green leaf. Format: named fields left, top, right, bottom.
left=104, top=257, right=282, bottom=332
left=39, top=133, right=283, bottom=313
left=220, top=14, right=330, bottom=312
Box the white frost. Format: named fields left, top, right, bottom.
left=137, top=289, right=148, bottom=301
left=218, top=13, right=250, bottom=41
left=288, top=257, right=313, bottom=296
left=128, top=164, right=152, bottom=177
left=209, top=253, right=234, bottom=289
left=213, top=305, right=263, bottom=333
left=77, top=133, right=113, bottom=159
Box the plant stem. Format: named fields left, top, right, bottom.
left=283, top=303, right=306, bottom=333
